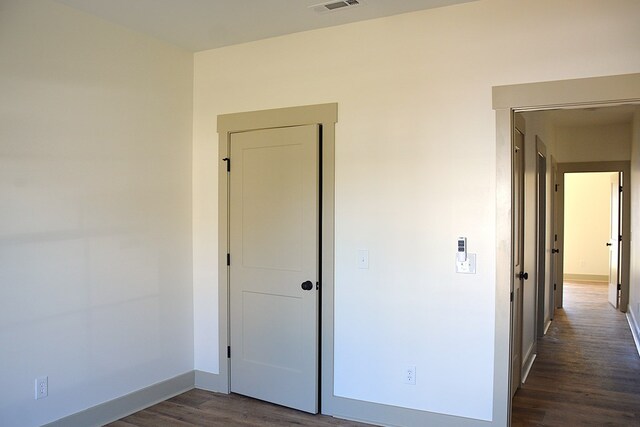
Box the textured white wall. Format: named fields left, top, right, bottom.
left=564, top=173, right=616, bottom=276
left=192, top=0, right=640, bottom=422
left=0, top=1, right=194, bottom=426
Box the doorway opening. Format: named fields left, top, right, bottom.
left=555, top=160, right=631, bottom=312
left=493, top=72, right=640, bottom=425
left=563, top=171, right=623, bottom=308
left=509, top=106, right=634, bottom=399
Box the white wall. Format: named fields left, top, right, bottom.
left=0, top=1, right=194, bottom=426
left=555, top=123, right=632, bottom=163
left=193, top=0, right=640, bottom=422
left=563, top=173, right=615, bottom=278
left=630, top=110, right=640, bottom=335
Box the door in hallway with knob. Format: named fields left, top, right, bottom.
left=511, top=118, right=526, bottom=397
left=607, top=172, right=621, bottom=308
left=229, top=125, right=319, bottom=413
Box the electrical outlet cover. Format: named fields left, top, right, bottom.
left=35, top=376, right=48, bottom=400
left=404, top=365, right=416, bottom=385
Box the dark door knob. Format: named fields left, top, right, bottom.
left=606, top=243, right=612, bottom=247
left=517, top=272, right=529, bottom=280
left=552, top=249, right=559, bottom=253
left=301, top=280, right=313, bottom=291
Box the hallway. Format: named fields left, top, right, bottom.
left=512, top=281, right=640, bottom=426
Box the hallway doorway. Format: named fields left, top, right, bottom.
left=493, top=73, right=640, bottom=425
left=555, top=160, right=631, bottom=313
left=563, top=172, right=622, bottom=307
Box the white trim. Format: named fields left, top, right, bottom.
left=626, top=310, right=640, bottom=357
left=521, top=354, right=537, bottom=384
left=42, top=372, right=195, bottom=427
left=543, top=320, right=552, bottom=335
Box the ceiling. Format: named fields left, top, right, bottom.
left=535, top=104, right=640, bottom=127
left=52, top=0, right=476, bottom=52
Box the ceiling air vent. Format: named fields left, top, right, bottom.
left=310, top=0, right=365, bottom=14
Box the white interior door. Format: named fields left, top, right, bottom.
left=511, top=125, right=525, bottom=397
left=549, top=158, right=557, bottom=320
left=229, top=124, right=319, bottom=413
left=607, top=172, right=621, bottom=308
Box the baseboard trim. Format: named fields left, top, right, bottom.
left=563, top=274, right=608, bottom=283
left=544, top=319, right=552, bottom=335
left=325, top=394, right=492, bottom=427
left=627, top=309, right=640, bottom=357
left=43, top=371, right=195, bottom=427
left=195, top=370, right=227, bottom=393
left=40, top=368, right=496, bottom=427
left=521, top=353, right=536, bottom=384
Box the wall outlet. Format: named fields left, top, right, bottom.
left=35, top=376, right=48, bottom=400
left=404, top=365, right=416, bottom=385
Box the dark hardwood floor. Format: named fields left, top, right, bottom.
left=512, top=281, right=640, bottom=426
left=108, top=389, right=374, bottom=427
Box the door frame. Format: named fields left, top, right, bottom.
left=555, top=162, right=630, bottom=311
left=535, top=136, right=547, bottom=338
left=217, top=103, right=338, bottom=411
left=493, top=72, right=640, bottom=425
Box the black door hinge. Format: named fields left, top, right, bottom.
left=316, top=281, right=320, bottom=290
left=227, top=346, right=231, bottom=358
left=510, top=292, right=513, bottom=302
left=554, top=283, right=556, bottom=290
left=619, top=185, right=623, bottom=193
left=554, top=234, right=558, bottom=242
left=617, top=283, right=621, bottom=291
left=223, top=157, right=230, bottom=172
left=619, top=235, right=623, bottom=242
left=227, top=253, right=230, bottom=266
left=555, top=184, right=558, bottom=192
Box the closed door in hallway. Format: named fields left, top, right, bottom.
left=608, top=172, right=621, bottom=308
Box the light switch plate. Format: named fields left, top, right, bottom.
left=456, top=253, right=476, bottom=274
left=357, top=250, right=369, bottom=269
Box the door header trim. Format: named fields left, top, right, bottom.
left=493, top=73, right=640, bottom=110
left=218, top=103, right=337, bottom=134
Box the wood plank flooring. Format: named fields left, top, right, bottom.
left=107, top=389, right=374, bottom=427
left=512, top=281, right=640, bottom=426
